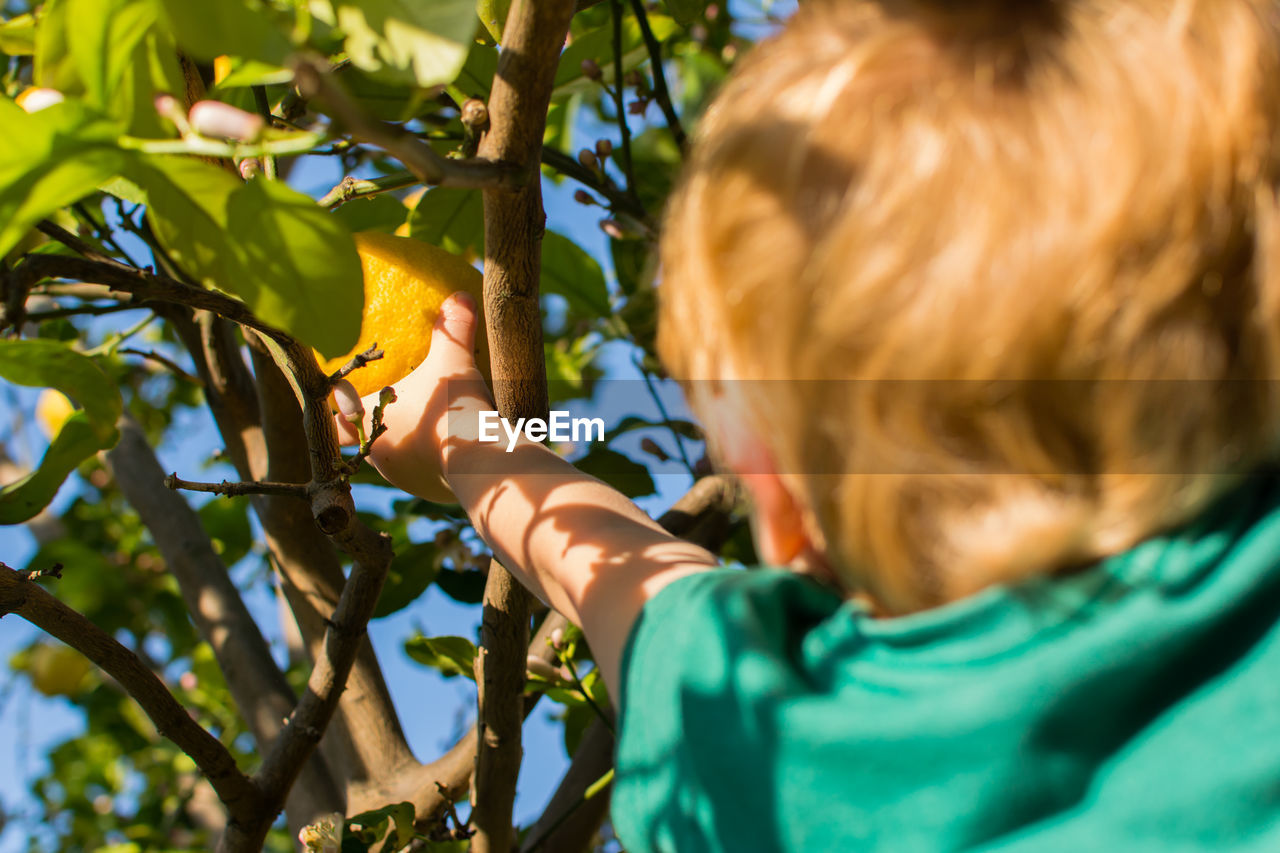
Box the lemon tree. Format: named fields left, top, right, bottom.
left=0, top=0, right=742, bottom=850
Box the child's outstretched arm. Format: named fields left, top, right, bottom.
left=334, top=292, right=717, bottom=690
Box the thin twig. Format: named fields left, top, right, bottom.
left=72, top=202, right=138, bottom=266
left=627, top=0, right=687, bottom=152
left=610, top=0, right=640, bottom=198
left=23, top=303, right=147, bottom=321
left=318, top=173, right=419, bottom=209
left=251, top=86, right=279, bottom=180
left=118, top=348, right=205, bottom=386
left=635, top=357, right=697, bottom=477
left=12, top=254, right=289, bottom=343
left=328, top=344, right=385, bottom=383
left=164, top=473, right=310, bottom=499
left=292, top=56, right=528, bottom=191
left=35, top=220, right=116, bottom=264
left=541, top=147, right=648, bottom=222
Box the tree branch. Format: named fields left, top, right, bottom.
left=102, top=415, right=344, bottom=833
left=244, top=341, right=418, bottom=798
left=0, top=565, right=260, bottom=818
left=11, top=254, right=288, bottom=342
left=469, top=2, right=577, bottom=850
left=318, top=173, right=419, bottom=210
left=291, top=56, right=528, bottom=191
left=627, top=0, right=687, bottom=152
left=163, top=473, right=310, bottom=499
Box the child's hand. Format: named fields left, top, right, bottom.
left=333, top=291, right=492, bottom=504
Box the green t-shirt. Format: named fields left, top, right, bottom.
left=615, top=474, right=1280, bottom=852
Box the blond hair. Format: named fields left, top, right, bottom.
left=658, top=0, right=1280, bottom=612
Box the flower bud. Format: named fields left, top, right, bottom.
left=238, top=158, right=261, bottom=180
left=526, top=655, right=560, bottom=682
left=16, top=87, right=64, bottom=113
left=461, top=98, right=489, bottom=129
left=188, top=100, right=265, bottom=141
left=640, top=437, right=669, bottom=461
left=580, top=58, right=602, bottom=81
left=577, top=148, right=598, bottom=170
left=600, top=219, right=625, bottom=240
left=573, top=189, right=597, bottom=206
left=333, top=379, right=365, bottom=425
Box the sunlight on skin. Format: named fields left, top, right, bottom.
left=335, top=293, right=719, bottom=692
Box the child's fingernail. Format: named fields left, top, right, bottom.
left=451, top=291, right=477, bottom=311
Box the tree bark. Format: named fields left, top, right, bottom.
left=470, top=2, right=577, bottom=851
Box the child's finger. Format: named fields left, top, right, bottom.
left=431, top=291, right=479, bottom=368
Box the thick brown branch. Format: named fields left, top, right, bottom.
left=244, top=341, right=416, bottom=796
left=222, top=524, right=393, bottom=853
left=656, top=473, right=743, bottom=551
left=470, top=2, right=577, bottom=850
left=0, top=565, right=260, bottom=817
left=292, top=56, right=527, bottom=191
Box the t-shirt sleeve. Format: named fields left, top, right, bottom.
left=612, top=568, right=844, bottom=853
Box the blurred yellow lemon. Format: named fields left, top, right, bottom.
left=35, top=389, right=75, bottom=439
left=29, top=642, right=92, bottom=697
left=317, top=232, right=488, bottom=397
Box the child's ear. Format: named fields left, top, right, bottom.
left=740, top=469, right=810, bottom=567
left=707, top=405, right=815, bottom=568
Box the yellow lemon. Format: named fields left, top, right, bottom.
left=35, top=389, right=75, bottom=439
left=29, top=642, right=92, bottom=697
left=318, top=232, right=488, bottom=397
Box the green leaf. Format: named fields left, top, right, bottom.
left=125, top=157, right=364, bottom=357
left=434, top=567, right=486, bottom=604
left=664, top=0, right=704, bottom=25
left=476, top=0, right=511, bottom=42
left=0, top=340, right=122, bottom=440
left=541, top=231, right=610, bottom=318
left=0, top=100, right=126, bottom=258
left=212, top=58, right=293, bottom=89
left=197, top=497, right=253, bottom=567
left=0, top=341, right=122, bottom=522
left=407, top=186, right=483, bottom=259
left=573, top=447, right=655, bottom=498
left=0, top=13, right=35, bottom=55
left=452, top=39, right=498, bottom=98
left=404, top=634, right=477, bottom=680
left=374, top=542, right=440, bottom=618
left=345, top=801, right=415, bottom=851
left=315, top=0, right=478, bottom=88
left=0, top=413, right=107, bottom=523
left=331, top=193, right=409, bottom=235
left=38, top=0, right=185, bottom=137
left=154, top=0, right=293, bottom=64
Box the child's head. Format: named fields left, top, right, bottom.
left=658, top=0, right=1280, bottom=612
